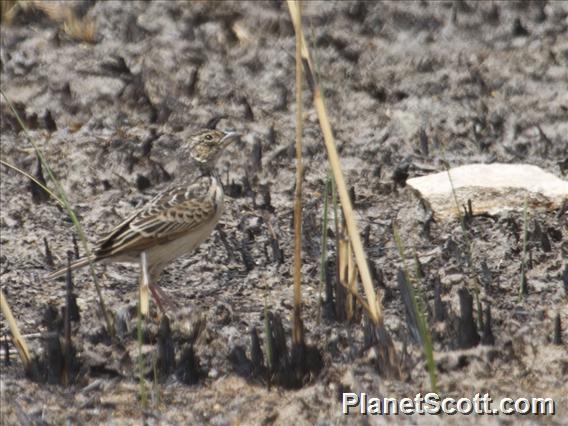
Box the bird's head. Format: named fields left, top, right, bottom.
left=188, top=129, right=240, bottom=168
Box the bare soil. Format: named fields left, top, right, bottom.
left=1, top=1, right=567, bottom=425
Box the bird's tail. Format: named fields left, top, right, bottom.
left=43, top=255, right=97, bottom=280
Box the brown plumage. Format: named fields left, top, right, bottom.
left=45, top=129, right=240, bottom=311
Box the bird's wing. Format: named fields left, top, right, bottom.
left=94, top=177, right=219, bottom=258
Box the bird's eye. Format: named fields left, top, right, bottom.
left=205, top=134, right=213, bottom=141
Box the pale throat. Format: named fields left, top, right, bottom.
left=189, top=150, right=209, bottom=165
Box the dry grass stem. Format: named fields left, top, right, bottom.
left=292, top=0, right=304, bottom=345
left=0, top=289, right=31, bottom=370
left=286, top=0, right=382, bottom=326
left=337, top=272, right=371, bottom=316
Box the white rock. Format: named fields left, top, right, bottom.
left=407, top=163, right=568, bottom=219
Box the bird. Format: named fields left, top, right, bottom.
left=45, top=128, right=240, bottom=312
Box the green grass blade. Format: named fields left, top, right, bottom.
left=393, top=224, right=438, bottom=392
left=520, top=195, right=529, bottom=296
left=317, top=175, right=331, bottom=323
left=1, top=88, right=114, bottom=338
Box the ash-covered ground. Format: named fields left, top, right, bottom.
left=1, top=1, right=567, bottom=424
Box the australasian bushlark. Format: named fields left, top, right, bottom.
left=45, top=129, right=240, bottom=311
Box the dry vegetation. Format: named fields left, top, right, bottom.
left=1, top=1, right=567, bottom=424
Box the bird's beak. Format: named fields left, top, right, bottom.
left=221, top=131, right=240, bottom=147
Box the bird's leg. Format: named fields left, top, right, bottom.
left=148, top=265, right=176, bottom=314
left=148, top=285, right=166, bottom=313
left=151, top=285, right=176, bottom=313
left=139, top=252, right=151, bottom=315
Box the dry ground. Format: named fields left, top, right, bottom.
left=1, top=1, right=567, bottom=424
